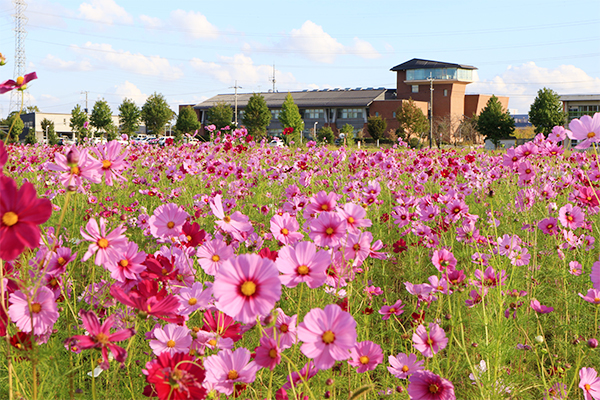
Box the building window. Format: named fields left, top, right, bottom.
left=338, top=108, right=363, bottom=119
left=270, top=109, right=280, bottom=119
left=412, top=85, right=419, bottom=93
left=304, top=109, right=324, bottom=119
left=393, top=112, right=396, bottom=118
left=375, top=112, right=379, bottom=117
left=444, top=89, right=448, bottom=97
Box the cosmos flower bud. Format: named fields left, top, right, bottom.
left=588, top=338, right=599, bottom=349
left=66, top=149, right=79, bottom=165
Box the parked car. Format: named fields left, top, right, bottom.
left=268, top=138, right=285, bottom=148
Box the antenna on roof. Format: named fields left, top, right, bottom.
left=269, top=64, right=276, bottom=92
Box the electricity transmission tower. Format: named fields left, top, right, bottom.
left=9, top=0, right=28, bottom=114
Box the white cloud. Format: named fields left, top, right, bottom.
left=107, top=81, right=148, bottom=106
left=285, top=20, right=345, bottom=63
left=78, top=0, right=133, bottom=25
left=348, top=38, right=381, bottom=59
left=139, top=10, right=218, bottom=39
left=468, top=62, right=600, bottom=114
left=139, top=14, right=163, bottom=29
left=40, top=54, right=93, bottom=71
left=190, top=54, right=299, bottom=89
left=72, top=42, right=184, bottom=80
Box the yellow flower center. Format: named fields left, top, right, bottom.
left=347, top=216, right=355, bottom=224
left=297, top=265, right=309, bottom=275
left=166, top=340, right=176, bottom=348
left=585, top=383, right=591, bottom=391
left=227, top=370, right=239, bottom=380
left=97, top=238, right=109, bottom=248
left=16, top=76, right=24, bottom=86
left=119, top=259, right=128, bottom=267
left=211, top=255, right=220, bottom=262
left=167, top=221, right=175, bottom=229
left=57, top=257, right=66, bottom=266
left=325, top=227, right=334, bottom=235
left=359, top=355, right=369, bottom=365
left=187, top=235, right=192, bottom=241
left=30, top=303, right=42, bottom=313
left=161, top=268, right=168, bottom=275
left=102, top=160, right=112, bottom=169
left=95, top=332, right=109, bottom=345
left=281, top=228, right=289, bottom=236
left=70, top=166, right=80, bottom=175
left=427, top=338, right=433, bottom=345
left=223, top=215, right=231, bottom=223
left=389, top=308, right=396, bottom=313
left=594, top=297, right=600, bottom=302
left=269, top=349, right=278, bottom=358
left=2, top=211, right=18, bottom=227
left=240, top=281, right=257, bottom=296
left=188, top=297, right=197, bottom=306
left=322, top=330, right=335, bottom=344
left=353, top=244, right=361, bottom=251
left=587, top=132, right=596, bottom=139
left=321, top=204, right=329, bottom=211
left=208, top=339, right=217, bottom=346
left=280, top=324, right=289, bottom=333
left=402, top=365, right=409, bottom=372
left=428, top=384, right=439, bottom=393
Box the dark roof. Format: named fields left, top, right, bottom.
left=391, top=58, right=477, bottom=71
left=193, top=88, right=389, bottom=110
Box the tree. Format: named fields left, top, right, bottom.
left=317, top=126, right=334, bottom=145
left=278, top=93, right=304, bottom=145
left=3, top=112, right=24, bottom=143
left=90, top=99, right=114, bottom=138
left=528, top=88, right=566, bottom=135
left=366, top=115, right=387, bottom=140
left=118, top=98, right=141, bottom=137
left=396, top=98, right=429, bottom=143
left=176, top=106, right=201, bottom=140
left=25, top=105, right=40, bottom=114
left=24, top=128, right=37, bottom=144
left=476, top=95, right=515, bottom=148
left=340, top=123, right=355, bottom=146
left=70, top=104, right=89, bottom=141
left=141, top=92, right=174, bottom=136
left=206, top=101, right=233, bottom=131
left=241, top=93, right=271, bottom=140
left=41, top=118, right=58, bottom=145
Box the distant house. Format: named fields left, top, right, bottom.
left=560, top=94, right=600, bottom=123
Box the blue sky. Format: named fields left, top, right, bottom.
left=1, top=0, right=599, bottom=118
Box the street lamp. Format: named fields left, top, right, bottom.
left=313, top=121, right=318, bottom=141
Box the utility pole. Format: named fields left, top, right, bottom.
left=9, top=0, right=28, bottom=113
left=270, top=64, right=276, bottom=92
left=230, top=81, right=242, bottom=126
left=81, top=91, right=89, bottom=113
left=427, top=73, right=434, bottom=149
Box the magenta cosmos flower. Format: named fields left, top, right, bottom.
left=379, top=299, right=404, bottom=320
left=412, top=323, right=448, bottom=358
left=0, top=176, right=52, bottom=261
left=254, top=336, right=281, bottom=371
left=149, top=323, right=192, bottom=356
left=408, top=370, right=456, bottom=400
left=276, top=241, right=330, bottom=289
left=388, top=352, right=424, bottom=379
left=568, top=113, right=600, bottom=149
left=530, top=298, right=554, bottom=313
left=558, top=203, right=585, bottom=230
left=204, top=347, right=259, bottom=396
left=0, top=71, right=37, bottom=93
left=212, top=253, right=282, bottom=324
left=270, top=213, right=304, bottom=245
left=149, top=203, right=189, bottom=239
left=80, top=217, right=128, bottom=266
left=579, top=367, right=600, bottom=400
left=92, top=141, right=129, bottom=186
left=308, top=211, right=347, bottom=248
left=431, top=249, right=457, bottom=272
left=143, top=352, right=206, bottom=400
left=8, top=286, right=58, bottom=336
left=265, top=307, right=297, bottom=349
left=348, top=340, right=383, bottom=373
left=67, top=309, right=135, bottom=370
left=579, top=289, right=600, bottom=304
left=297, top=304, right=357, bottom=370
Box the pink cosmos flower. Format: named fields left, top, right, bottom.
left=570, top=261, right=583, bottom=276
left=254, top=336, right=281, bottom=371
left=46, top=145, right=103, bottom=189
left=348, top=340, right=383, bottom=373
left=265, top=308, right=298, bottom=349
left=538, top=218, right=559, bottom=235
left=379, top=299, right=404, bottom=320
left=276, top=241, right=330, bottom=289
left=568, top=113, right=600, bottom=149
left=0, top=71, right=37, bottom=93
left=530, top=298, right=554, bottom=314
left=336, top=202, right=372, bottom=234
left=196, top=238, right=234, bottom=276
left=558, top=203, right=585, bottom=230
left=105, top=241, right=146, bottom=282
left=297, top=304, right=357, bottom=370
left=46, top=246, right=77, bottom=276
left=592, top=261, right=600, bottom=290
left=579, top=367, right=600, bottom=400
left=579, top=289, right=600, bottom=304
left=80, top=217, right=128, bottom=266
left=149, top=323, right=192, bottom=356
left=204, top=347, right=259, bottom=396
left=270, top=213, right=304, bottom=245
left=412, top=323, right=448, bottom=358
left=388, top=352, right=424, bottom=379
left=282, top=361, right=318, bottom=390
left=92, top=141, right=129, bottom=186
left=67, top=309, right=135, bottom=370
left=210, top=194, right=253, bottom=235
left=408, top=370, right=456, bottom=400
left=8, top=286, right=58, bottom=336
left=509, top=247, right=531, bottom=266
left=343, top=231, right=372, bottom=264
left=213, top=254, right=282, bottom=324
left=431, top=249, right=457, bottom=272
left=548, top=125, right=568, bottom=142
left=308, top=212, right=347, bottom=248
left=176, top=282, right=212, bottom=316
left=305, top=190, right=338, bottom=216
left=149, top=203, right=189, bottom=239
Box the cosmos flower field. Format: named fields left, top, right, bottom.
left=1, top=117, right=600, bottom=400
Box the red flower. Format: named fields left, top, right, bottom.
left=201, top=310, right=242, bottom=342
left=258, top=247, right=278, bottom=261
left=0, top=72, right=37, bottom=94
left=181, top=221, right=206, bottom=248
left=143, top=352, right=206, bottom=400
left=0, top=176, right=52, bottom=261
left=110, top=280, right=183, bottom=324
left=283, top=127, right=294, bottom=135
